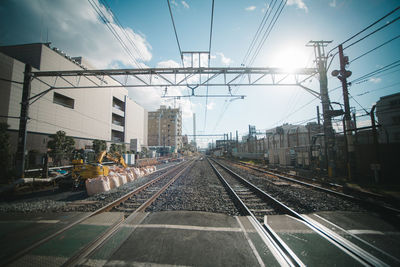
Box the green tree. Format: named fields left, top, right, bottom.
left=47, top=131, right=75, bottom=166
left=92, top=139, right=107, bottom=154
left=0, top=123, right=10, bottom=182
left=109, top=143, right=126, bottom=154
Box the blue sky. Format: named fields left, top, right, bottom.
left=1, top=0, right=399, bottom=147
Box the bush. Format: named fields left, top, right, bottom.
left=92, top=139, right=107, bottom=155
left=47, top=131, right=75, bottom=166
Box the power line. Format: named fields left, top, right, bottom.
left=351, top=34, right=400, bottom=63
left=214, top=0, right=286, bottom=131
left=101, top=0, right=147, bottom=63
left=326, top=6, right=400, bottom=65
left=248, top=0, right=286, bottom=66
left=341, top=6, right=400, bottom=46
left=355, top=81, right=400, bottom=97
left=88, top=0, right=143, bottom=68
left=348, top=92, right=369, bottom=115
left=204, top=0, right=215, bottom=132
left=165, top=0, right=193, bottom=111
left=352, top=58, right=400, bottom=84
left=208, top=0, right=215, bottom=55
left=241, top=0, right=275, bottom=66
left=343, top=15, right=400, bottom=51
left=167, top=0, right=183, bottom=56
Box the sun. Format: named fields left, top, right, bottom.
left=271, top=46, right=310, bottom=72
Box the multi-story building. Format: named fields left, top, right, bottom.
left=376, top=92, right=400, bottom=143
left=0, top=43, right=148, bottom=153
left=148, top=105, right=182, bottom=151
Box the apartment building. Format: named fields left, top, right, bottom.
left=148, top=105, right=182, bottom=151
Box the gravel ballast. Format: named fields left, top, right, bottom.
left=218, top=159, right=366, bottom=214
left=146, top=159, right=240, bottom=216
left=0, top=163, right=177, bottom=213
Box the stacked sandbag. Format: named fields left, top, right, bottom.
left=132, top=167, right=142, bottom=178
left=126, top=171, right=134, bottom=182
left=117, top=173, right=127, bottom=185
left=108, top=173, right=120, bottom=189
left=85, top=176, right=110, bottom=196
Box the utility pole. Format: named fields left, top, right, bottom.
left=332, top=44, right=355, bottom=179
left=193, top=113, right=196, bottom=151
left=16, top=64, right=32, bottom=177
left=307, top=41, right=336, bottom=177
left=316, top=106, right=320, bottom=125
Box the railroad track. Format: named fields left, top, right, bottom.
left=208, top=157, right=389, bottom=266
left=3, top=159, right=194, bottom=267
left=230, top=159, right=400, bottom=217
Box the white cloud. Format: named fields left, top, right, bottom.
left=216, top=52, right=233, bottom=66
left=181, top=1, right=189, bottom=9
left=245, top=6, right=256, bottom=11
left=157, top=59, right=181, bottom=68
left=329, top=0, right=336, bottom=7
left=369, top=77, right=382, bottom=84
left=7, top=0, right=152, bottom=69
left=287, top=0, right=308, bottom=12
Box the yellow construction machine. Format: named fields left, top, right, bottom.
left=71, top=151, right=127, bottom=187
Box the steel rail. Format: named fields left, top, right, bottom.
left=212, top=158, right=389, bottom=266
left=65, top=159, right=195, bottom=267
left=235, top=161, right=400, bottom=216
left=2, top=161, right=187, bottom=266
left=207, top=158, right=304, bottom=267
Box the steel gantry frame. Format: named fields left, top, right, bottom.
left=16, top=66, right=319, bottom=177
left=29, top=67, right=319, bottom=99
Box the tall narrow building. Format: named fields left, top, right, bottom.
left=148, top=105, right=182, bottom=152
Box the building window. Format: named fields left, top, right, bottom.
left=53, top=92, right=74, bottom=109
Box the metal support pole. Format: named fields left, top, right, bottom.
left=193, top=113, right=196, bottom=151
left=236, top=130, right=238, bottom=151
left=308, top=40, right=336, bottom=177
left=353, top=112, right=358, bottom=144
left=317, top=106, right=320, bottom=125
left=16, top=64, right=32, bottom=177
left=370, top=105, right=380, bottom=183
left=338, top=44, right=355, bottom=180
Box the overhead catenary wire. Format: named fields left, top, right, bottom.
left=88, top=0, right=143, bottom=69
left=213, top=0, right=286, bottom=131
left=241, top=0, right=275, bottom=66
left=101, top=0, right=147, bottom=63
left=167, top=0, right=183, bottom=57
left=247, top=0, right=287, bottom=67
left=165, top=0, right=193, bottom=111
left=204, top=0, right=215, bottom=132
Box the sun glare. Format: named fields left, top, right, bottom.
left=271, top=46, right=310, bottom=72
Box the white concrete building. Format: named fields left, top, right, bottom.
left=0, top=43, right=148, bottom=153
